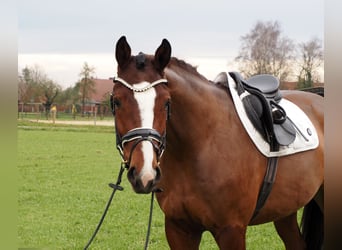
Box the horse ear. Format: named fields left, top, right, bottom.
left=154, top=39, right=171, bottom=72
left=115, top=36, right=131, bottom=69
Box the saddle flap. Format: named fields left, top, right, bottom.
left=273, top=119, right=296, bottom=146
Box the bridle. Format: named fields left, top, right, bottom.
left=115, top=127, right=166, bottom=168
left=84, top=76, right=169, bottom=250
left=111, top=76, right=169, bottom=169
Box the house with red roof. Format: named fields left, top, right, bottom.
left=81, top=78, right=114, bottom=116
left=89, top=78, right=114, bottom=104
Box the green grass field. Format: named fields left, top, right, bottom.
left=18, top=120, right=287, bottom=249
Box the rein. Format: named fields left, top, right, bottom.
left=83, top=163, right=125, bottom=250
left=83, top=163, right=158, bottom=250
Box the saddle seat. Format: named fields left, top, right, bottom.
left=214, top=72, right=296, bottom=151
left=214, top=72, right=280, bottom=101
left=245, top=74, right=281, bottom=102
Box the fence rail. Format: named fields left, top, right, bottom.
left=300, top=87, right=324, bottom=97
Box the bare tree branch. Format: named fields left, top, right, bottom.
left=78, top=62, right=96, bottom=116
left=297, top=37, right=323, bottom=88
left=235, top=20, right=295, bottom=82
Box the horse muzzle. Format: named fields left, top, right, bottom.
left=115, top=127, right=165, bottom=193
left=127, top=165, right=161, bottom=194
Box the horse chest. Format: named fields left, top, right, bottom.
left=155, top=169, right=202, bottom=225
left=157, top=183, right=217, bottom=226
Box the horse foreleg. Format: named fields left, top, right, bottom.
left=213, top=225, right=247, bottom=250
left=274, top=212, right=306, bottom=250
left=165, top=218, right=202, bottom=250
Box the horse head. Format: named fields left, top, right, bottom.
left=111, top=36, right=171, bottom=194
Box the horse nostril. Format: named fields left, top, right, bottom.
left=155, top=166, right=161, bottom=182
left=127, top=166, right=136, bottom=182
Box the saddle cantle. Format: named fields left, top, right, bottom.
left=229, top=72, right=296, bottom=151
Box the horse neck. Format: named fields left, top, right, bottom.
left=164, top=64, right=236, bottom=154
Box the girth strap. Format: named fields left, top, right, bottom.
left=251, top=156, right=279, bottom=221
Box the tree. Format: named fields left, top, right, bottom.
left=18, top=65, right=61, bottom=118
left=40, top=78, right=61, bottom=119
left=78, top=62, right=96, bottom=116
left=235, top=21, right=295, bottom=82
left=297, top=37, right=323, bottom=89
left=18, top=69, right=30, bottom=104
left=55, top=86, right=79, bottom=106
left=18, top=66, right=42, bottom=104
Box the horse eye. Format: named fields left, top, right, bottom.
left=164, top=99, right=170, bottom=108
left=165, top=99, right=171, bottom=120
left=113, top=98, right=121, bottom=108
left=110, top=95, right=121, bottom=115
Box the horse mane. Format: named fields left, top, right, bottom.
left=168, top=57, right=208, bottom=82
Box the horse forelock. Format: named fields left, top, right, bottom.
left=135, top=52, right=146, bottom=70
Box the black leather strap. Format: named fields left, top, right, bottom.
left=116, top=128, right=166, bottom=165
left=251, top=156, right=279, bottom=221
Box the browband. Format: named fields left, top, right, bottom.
left=113, top=76, right=167, bottom=92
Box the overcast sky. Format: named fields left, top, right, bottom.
left=18, top=0, right=324, bottom=89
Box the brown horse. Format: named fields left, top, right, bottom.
left=111, top=36, right=324, bottom=250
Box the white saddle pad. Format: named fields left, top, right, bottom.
left=226, top=73, right=319, bottom=157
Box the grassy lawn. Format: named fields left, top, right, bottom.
left=18, top=120, right=286, bottom=249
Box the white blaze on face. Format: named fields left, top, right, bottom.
left=133, top=82, right=157, bottom=187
